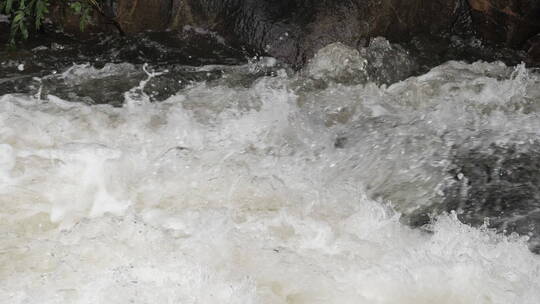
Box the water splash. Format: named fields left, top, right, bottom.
left=1, top=43, right=540, bottom=303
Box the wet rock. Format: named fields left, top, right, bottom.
left=468, top=0, right=540, bottom=47
left=0, top=29, right=249, bottom=97
left=114, top=0, right=172, bottom=33
left=526, top=33, right=540, bottom=66
left=49, top=0, right=464, bottom=66
left=303, top=42, right=369, bottom=84
left=303, top=38, right=418, bottom=85
left=46, top=1, right=537, bottom=68
left=409, top=143, right=540, bottom=253
left=48, top=2, right=112, bottom=35
left=360, top=37, right=418, bottom=84
left=406, top=34, right=530, bottom=73
left=227, top=0, right=464, bottom=66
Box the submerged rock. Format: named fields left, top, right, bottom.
left=303, top=38, right=418, bottom=85
left=409, top=143, right=540, bottom=253
left=303, top=43, right=369, bottom=84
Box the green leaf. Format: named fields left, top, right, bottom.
left=20, top=21, right=28, bottom=39
left=12, top=10, right=24, bottom=23
left=4, top=0, right=105, bottom=43
left=6, top=0, right=13, bottom=13
left=70, top=2, right=81, bottom=14
left=35, top=0, right=48, bottom=29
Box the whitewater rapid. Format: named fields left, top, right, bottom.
left=1, top=43, right=540, bottom=303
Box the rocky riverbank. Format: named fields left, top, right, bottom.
left=41, top=0, right=539, bottom=67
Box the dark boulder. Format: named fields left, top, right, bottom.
left=526, top=33, right=540, bottom=66
left=50, top=0, right=464, bottom=66
left=114, top=0, right=173, bottom=32
left=208, top=0, right=465, bottom=66
left=468, top=0, right=540, bottom=47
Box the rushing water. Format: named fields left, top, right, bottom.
left=1, top=32, right=540, bottom=303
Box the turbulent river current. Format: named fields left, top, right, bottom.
left=1, top=30, right=540, bottom=303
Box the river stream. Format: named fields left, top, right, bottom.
left=1, top=27, right=540, bottom=303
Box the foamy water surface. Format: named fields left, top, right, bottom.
left=1, top=43, right=540, bottom=303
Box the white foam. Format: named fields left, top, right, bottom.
left=304, top=42, right=368, bottom=82
left=56, top=63, right=138, bottom=85
left=1, top=57, right=540, bottom=303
